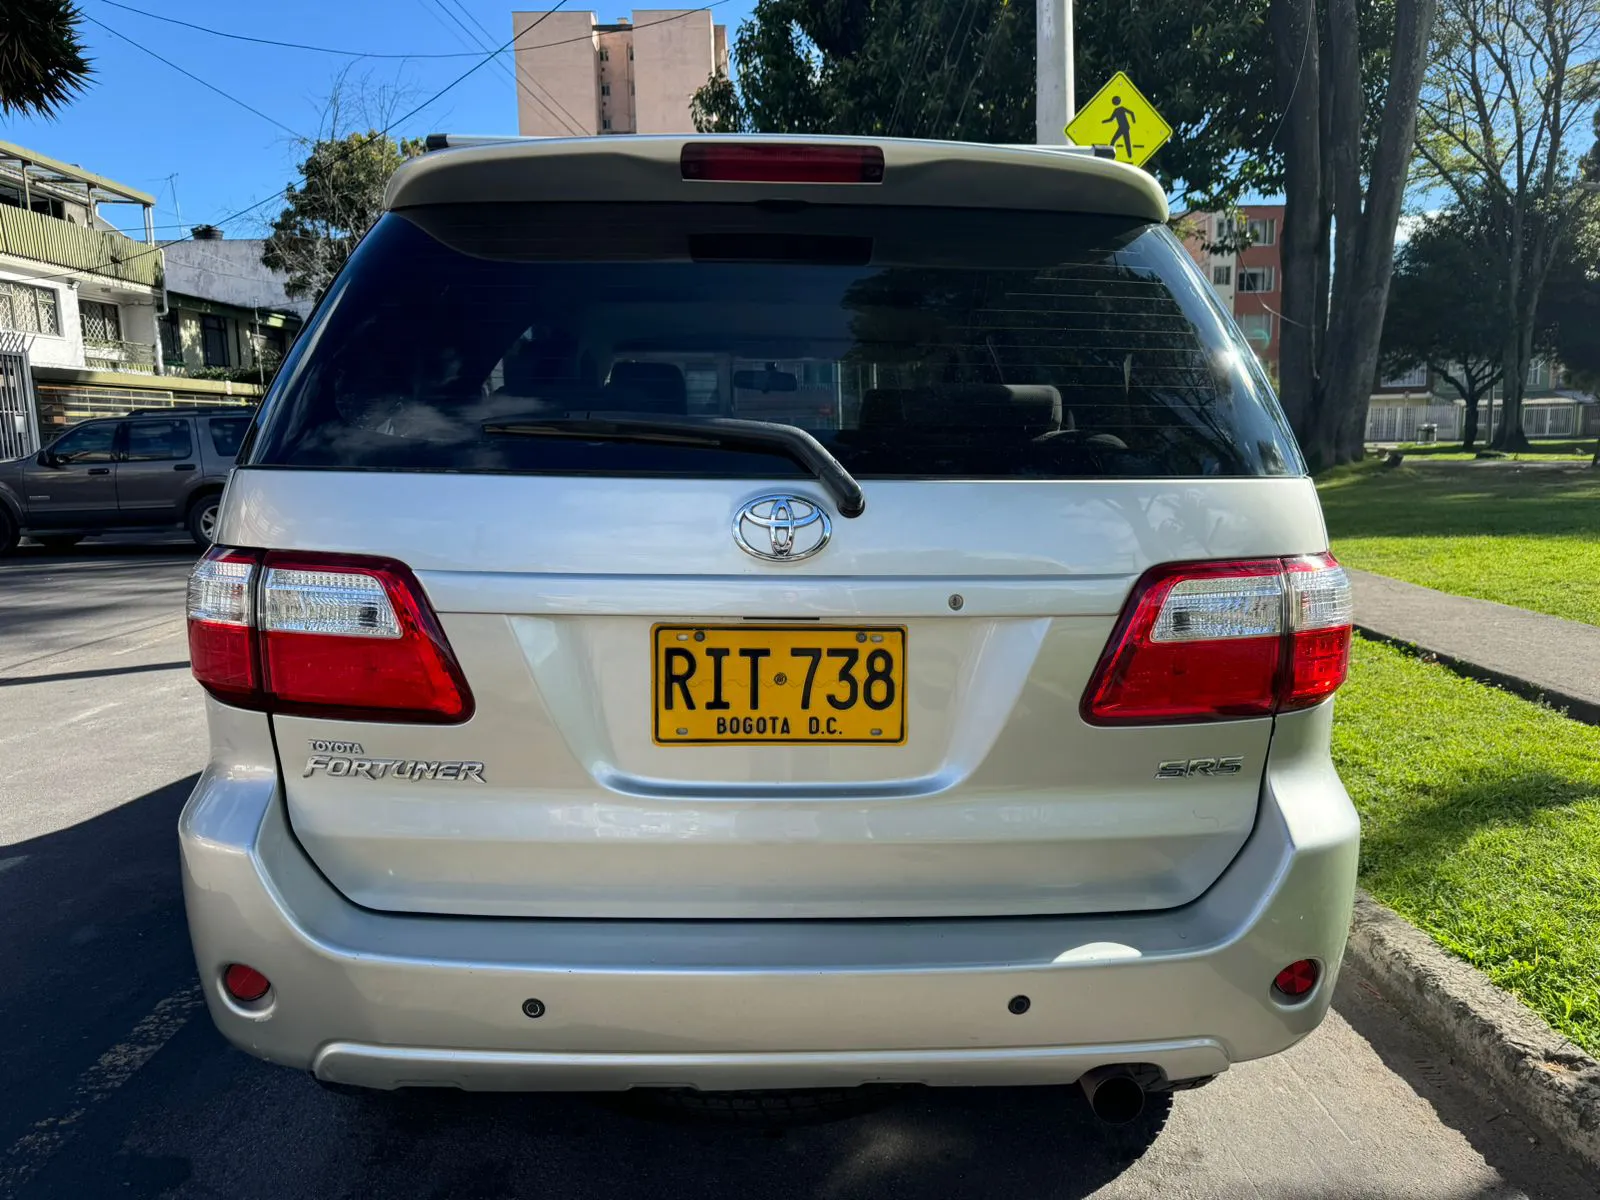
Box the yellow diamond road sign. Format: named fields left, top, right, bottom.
left=1065, top=72, right=1172, bottom=168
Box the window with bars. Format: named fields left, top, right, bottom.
left=1246, top=218, right=1277, bottom=246
left=1237, top=267, right=1275, bottom=293
left=160, top=310, right=182, bottom=360
left=1212, top=264, right=1232, bottom=286
left=80, top=299, right=122, bottom=344
left=0, top=280, right=62, bottom=336
left=201, top=313, right=230, bottom=367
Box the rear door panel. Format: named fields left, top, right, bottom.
left=229, top=469, right=1326, bottom=919
left=115, top=418, right=197, bottom=522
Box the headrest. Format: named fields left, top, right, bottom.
left=603, top=361, right=688, bottom=415
left=860, top=384, right=1062, bottom=437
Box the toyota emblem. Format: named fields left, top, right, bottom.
left=733, top=494, right=832, bottom=562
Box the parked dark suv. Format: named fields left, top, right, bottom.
left=0, top=406, right=251, bottom=553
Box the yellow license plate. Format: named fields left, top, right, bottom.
left=652, top=625, right=907, bottom=745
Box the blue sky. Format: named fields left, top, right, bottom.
left=4, top=0, right=755, bottom=239
left=7, top=2, right=1290, bottom=241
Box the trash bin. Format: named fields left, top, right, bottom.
left=1417, top=423, right=1438, bottom=444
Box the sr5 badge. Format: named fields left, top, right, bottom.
left=1156, top=756, right=1243, bottom=779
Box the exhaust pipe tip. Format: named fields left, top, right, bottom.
left=1079, top=1066, right=1147, bottom=1125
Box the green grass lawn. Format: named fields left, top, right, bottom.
left=1336, top=637, right=1600, bottom=1055
left=1388, top=438, right=1596, bottom=462
left=1318, top=462, right=1600, bottom=625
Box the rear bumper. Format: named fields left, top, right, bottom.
left=179, top=706, right=1358, bottom=1092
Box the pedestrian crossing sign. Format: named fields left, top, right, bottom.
left=1065, top=72, right=1172, bottom=168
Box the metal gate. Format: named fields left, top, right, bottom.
left=0, top=346, right=41, bottom=460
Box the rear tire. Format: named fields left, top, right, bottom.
left=0, top=508, right=18, bottom=556
left=187, top=494, right=221, bottom=547
left=32, top=534, right=83, bottom=550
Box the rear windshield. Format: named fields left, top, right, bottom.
left=250, top=203, right=1302, bottom=479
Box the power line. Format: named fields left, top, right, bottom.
left=424, top=0, right=588, bottom=137
left=82, top=15, right=306, bottom=139
left=95, top=0, right=493, bottom=57
left=26, top=2, right=577, bottom=287
left=886, top=0, right=944, bottom=137
left=39, top=0, right=735, bottom=286
left=445, top=0, right=501, bottom=45
left=922, top=0, right=980, bottom=138
left=417, top=0, right=578, bottom=135
left=447, top=0, right=594, bottom=136
left=94, top=0, right=733, bottom=62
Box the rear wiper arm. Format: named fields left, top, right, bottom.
left=482, top=415, right=866, bottom=518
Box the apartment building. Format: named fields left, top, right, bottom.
left=511, top=9, right=729, bottom=136
left=162, top=228, right=307, bottom=386
left=1181, top=204, right=1284, bottom=377
left=0, top=141, right=270, bottom=453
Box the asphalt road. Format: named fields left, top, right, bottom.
left=1, top=539, right=1595, bottom=1200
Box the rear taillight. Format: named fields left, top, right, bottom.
left=187, top=549, right=259, bottom=706
left=187, top=548, right=473, bottom=723
left=680, top=142, right=885, bottom=184
left=1083, top=554, right=1352, bottom=725
left=1281, top=554, right=1356, bottom=710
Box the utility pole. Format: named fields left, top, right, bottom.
left=1036, top=0, right=1075, bottom=144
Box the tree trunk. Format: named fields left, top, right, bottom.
left=1461, top=388, right=1481, bottom=450
left=1313, top=0, right=1438, bottom=467
left=1271, top=0, right=1323, bottom=449
left=1494, top=331, right=1532, bottom=450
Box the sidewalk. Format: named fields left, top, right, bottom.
left=1350, top=568, right=1600, bottom=724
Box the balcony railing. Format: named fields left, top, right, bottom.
left=0, top=205, right=162, bottom=288
left=83, top=337, right=158, bottom=374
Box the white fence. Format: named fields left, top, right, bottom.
left=1365, top=404, right=1462, bottom=443
left=1367, top=400, right=1581, bottom=443
left=1491, top=404, right=1577, bottom=439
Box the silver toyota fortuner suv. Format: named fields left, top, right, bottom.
left=180, top=135, right=1358, bottom=1134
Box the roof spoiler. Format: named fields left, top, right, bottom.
left=425, top=134, right=549, bottom=151
left=424, top=133, right=1119, bottom=160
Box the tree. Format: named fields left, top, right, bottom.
left=0, top=0, right=92, bottom=118
left=1413, top=0, right=1600, bottom=450
left=1380, top=207, right=1507, bottom=448
left=262, top=131, right=422, bottom=301
left=261, top=82, right=423, bottom=302
left=1548, top=111, right=1600, bottom=402
left=1268, top=0, right=1439, bottom=468
left=692, top=0, right=1286, bottom=212
left=1540, top=198, right=1600, bottom=405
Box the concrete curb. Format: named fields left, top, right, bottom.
left=1345, top=891, right=1600, bottom=1173
left=1353, top=624, right=1600, bottom=727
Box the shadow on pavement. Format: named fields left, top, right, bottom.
left=0, top=660, right=191, bottom=688
left=1331, top=962, right=1585, bottom=1199
left=11, top=533, right=197, bottom=562
left=0, top=777, right=198, bottom=1167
